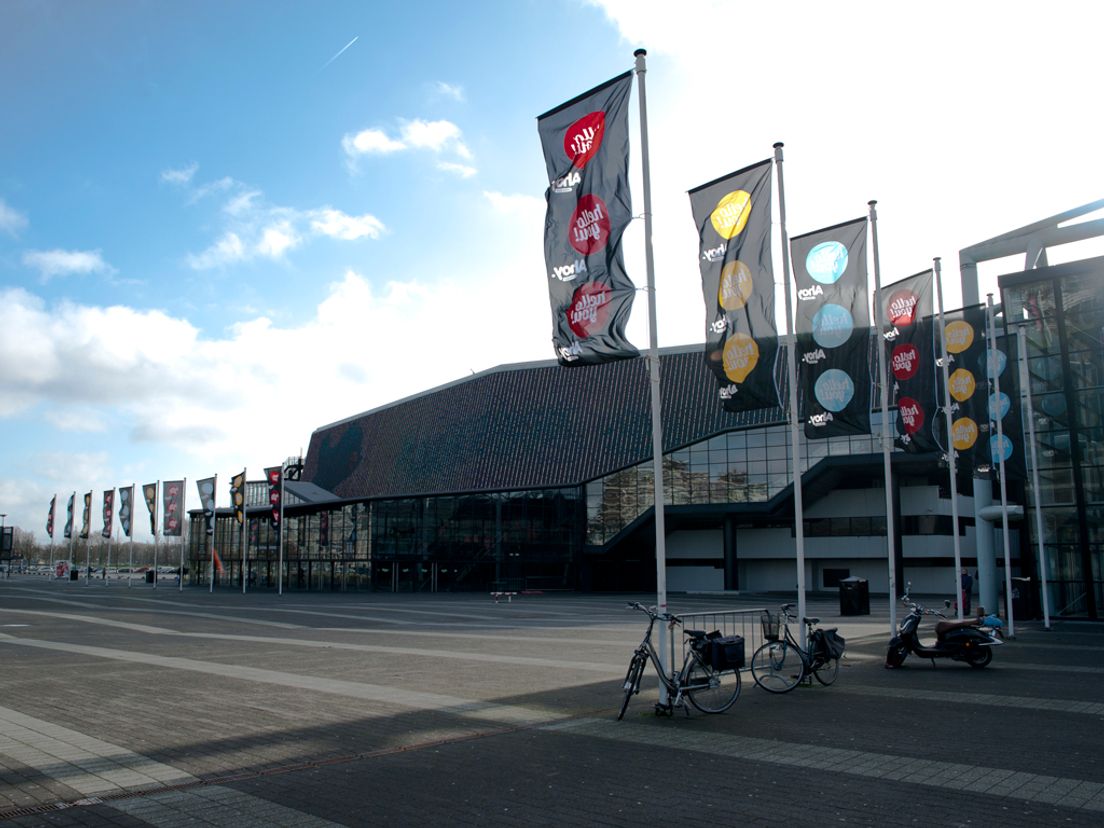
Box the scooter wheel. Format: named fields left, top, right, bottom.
left=885, top=645, right=908, bottom=668
left=966, top=648, right=992, bottom=668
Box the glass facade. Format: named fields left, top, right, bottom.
left=586, top=423, right=883, bottom=545
left=1002, top=257, right=1104, bottom=618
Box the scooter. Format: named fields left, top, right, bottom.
left=885, top=591, right=1003, bottom=669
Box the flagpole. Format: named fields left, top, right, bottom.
left=633, top=48, right=670, bottom=690
left=934, top=257, right=965, bottom=619
left=84, top=494, right=92, bottom=586
left=242, top=468, right=249, bottom=596
left=68, top=492, right=75, bottom=583
left=986, top=294, right=1015, bottom=637
left=128, top=485, right=134, bottom=590
left=1015, top=321, right=1051, bottom=628
left=153, top=480, right=160, bottom=590
left=179, top=478, right=186, bottom=592
left=868, top=201, right=897, bottom=633
left=278, top=466, right=286, bottom=597
left=209, top=475, right=217, bottom=594
left=48, top=496, right=56, bottom=582
left=774, top=142, right=807, bottom=641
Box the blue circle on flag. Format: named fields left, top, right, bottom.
left=812, top=304, right=854, bottom=348
left=990, top=433, right=1013, bottom=464
left=978, top=347, right=1006, bottom=378
left=806, top=241, right=849, bottom=285
left=815, top=368, right=855, bottom=412
left=988, top=391, right=1011, bottom=421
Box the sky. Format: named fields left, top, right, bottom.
left=2, top=0, right=1103, bottom=543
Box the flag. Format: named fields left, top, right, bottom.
left=163, top=480, right=184, bottom=537
left=876, top=269, right=938, bottom=452
left=936, top=305, right=987, bottom=469
left=230, top=470, right=246, bottom=525
left=538, top=71, right=638, bottom=365
left=142, top=483, right=158, bottom=535
left=790, top=218, right=871, bottom=438
left=985, top=311, right=1027, bottom=480
left=46, top=495, right=56, bottom=539
left=265, top=466, right=282, bottom=529
left=197, top=477, right=216, bottom=537
left=689, top=159, right=780, bottom=411
left=118, top=485, right=134, bottom=538
left=79, top=491, right=92, bottom=539
left=212, top=547, right=225, bottom=574
left=64, top=493, right=74, bottom=539
left=101, top=489, right=115, bottom=539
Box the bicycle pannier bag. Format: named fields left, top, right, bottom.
left=819, top=628, right=846, bottom=660
left=708, top=635, right=745, bottom=671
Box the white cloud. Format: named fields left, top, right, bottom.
left=434, top=81, right=465, bottom=102
left=0, top=197, right=29, bottom=236
left=400, top=119, right=471, bottom=159
left=310, top=208, right=386, bottom=240
left=187, top=232, right=245, bottom=270
left=341, top=128, right=406, bottom=158
left=437, top=161, right=478, bottom=179
left=22, top=249, right=115, bottom=281
left=256, top=221, right=301, bottom=258
left=160, top=162, right=199, bottom=185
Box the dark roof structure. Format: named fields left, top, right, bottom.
left=302, top=345, right=789, bottom=500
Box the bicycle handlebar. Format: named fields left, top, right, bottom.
left=625, top=601, right=681, bottom=625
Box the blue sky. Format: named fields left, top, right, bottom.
left=2, top=0, right=1102, bottom=542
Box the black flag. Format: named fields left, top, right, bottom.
left=790, top=218, right=871, bottom=438
left=876, top=270, right=938, bottom=452
left=538, top=71, right=637, bottom=365
left=689, top=159, right=780, bottom=411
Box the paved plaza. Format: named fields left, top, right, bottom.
left=0, top=578, right=1102, bottom=826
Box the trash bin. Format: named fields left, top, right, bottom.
left=145, top=571, right=156, bottom=584
left=839, top=576, right=870, bottom=616
left=70, top=570, right=79, bottom=581
left=1010, top=576, right=1036, bottom=620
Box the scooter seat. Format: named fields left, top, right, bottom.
left=935, top=618, right=980, bottom=637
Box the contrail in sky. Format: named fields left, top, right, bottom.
left=320, top=36, right=359, bottom=71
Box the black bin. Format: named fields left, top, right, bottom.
left=70, top=569, right=79, bottom=581
left=839, top=576, right=870, bottom=616
left=145, top=571, right=156, bottom=584
left=1010, top=576, right=1036, bottom=620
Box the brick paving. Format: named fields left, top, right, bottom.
left=1, top=579, right=1102, bottom=826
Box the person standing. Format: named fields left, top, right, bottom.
left=961, top=567, right=974, bottom=615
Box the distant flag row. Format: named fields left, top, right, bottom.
left=45, top=469, right=286, bottom=541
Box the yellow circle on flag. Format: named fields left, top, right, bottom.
left=710, top=190, right=753, bottom=240
left=944, top=320, right=974, bottom=354
left=948, top=368, right=976, bottom=402
left=718, top=261, right=754, bottom=311
left=952, top=417, right=979, bottom=451
left=723, top=333, right=759, bottom=383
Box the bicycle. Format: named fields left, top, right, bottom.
left=749, top=603, right=844, bottom=693
left=618, top=601, right=742, bottom=719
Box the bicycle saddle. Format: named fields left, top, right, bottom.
left=684, top=629, right=707, bottom=639
left=803, top=617, right=819, bottom=626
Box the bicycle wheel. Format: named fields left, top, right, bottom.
left=812, top=656, right=839, bottom=686
left=617, top=653, right=646, bottom=720
left=750, top=640, right=803, bottom=693
left=685, top=658, right=741, bottom=714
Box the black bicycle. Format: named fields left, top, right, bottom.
left=618, top=601, right=742, bottom=719
left=749, top=604, right=845, bottom=693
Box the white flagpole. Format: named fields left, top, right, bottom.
left=127, top=485, right=134, bottom=590
left=208, top=475, right=217, bottom=593
left=633, top=49, right=669, bottom=687
left=153, top=480, right=160, bottom=590
left=48, top=496, right=56, bottom=582
left=278, top=467, right=286, bottom=596
left=68, top=492, right=75, bottom=583
left=986, top=295, right=1015, bottom=637
left=1015, top=322, right=1051, bottom=628
left=84, top=495, right=92, bottom=586
left=242, top=468, right=249, bottom=595
left=774, top=142, right=807, bottom=642
left=868, top=201, right=897, bottom=633
left=179, top=477, right=187, bottom=593
left=934, top=257, right=965, bottom=618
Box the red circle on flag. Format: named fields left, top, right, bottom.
left=891, top=343, right=920, bottom=381
left=887, top=289, right=920, bottom=327
left=898, top=396, right=925, bottom=434
left=564, top=111, right=606, bottom=168
left=568, top=194, right=611, bottom=255
left=567, top=282, right=612, bottom=338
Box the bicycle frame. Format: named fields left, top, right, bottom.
left=632, top=611, right=700, bottom=700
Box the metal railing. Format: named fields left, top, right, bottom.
left=667, top=607, right=767, bottom=674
